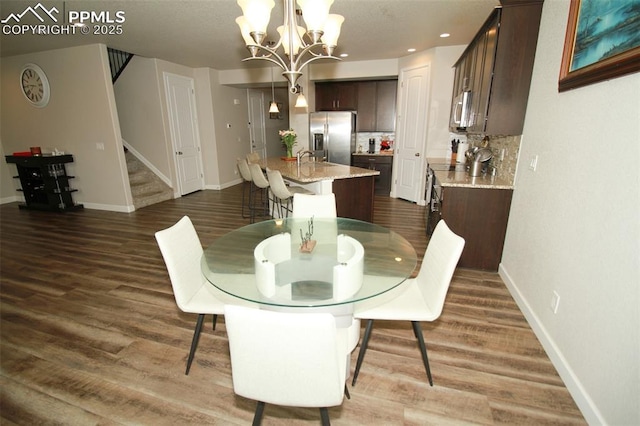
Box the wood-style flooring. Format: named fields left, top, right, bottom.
left=0, top=185, right=585, bottom=425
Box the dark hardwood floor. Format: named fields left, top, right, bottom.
left=0, top=185, right=585, bottom=425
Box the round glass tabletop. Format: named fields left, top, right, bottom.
left=201, top=218, right=417, bottom=308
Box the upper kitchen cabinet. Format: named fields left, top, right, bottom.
left=356, top=80, right=398, bottom=132
left=450, top=1, right=543, bottom=135
left=315, top=81, right=358, bottom=111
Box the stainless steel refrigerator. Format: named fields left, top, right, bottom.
left=309, top=111, right=356, bottom=165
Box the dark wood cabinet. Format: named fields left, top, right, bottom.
left=315, top=82, right=358, bottom=111
left=375, top=80, right=397, bottom=132
left=356, top=82, right=377, bottom=131
left=316, top=80, right=398, bottom=131
left=6, top=155, right=83, bottom=212
left=450, top=1, right=543, bottom=135
left=333, top=175, right=375, bottom=222
left=440, top=186, right=512, bottom=271
left=355, top=80, right=397, bottom=132
left=352, top=154, right=393, bottom=196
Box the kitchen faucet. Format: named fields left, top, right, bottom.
left=296, top=149, right=315, bottom=166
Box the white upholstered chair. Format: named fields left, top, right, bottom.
left=246, top=151, right=260, bottom=162
left=236, top=158, right=252, bottom=219
left=351, top=220, right=465, bottom=386
left=224, top=305, right=348, bottom=425
left=266, top=168, right=312, bottom=218
left=154, top=216, right=225, bottom=375
left=292, top=193, right=337, bottom=219
left=155, top=216, right=255, bottom=375
left=248, top=163, right=271, bottom=223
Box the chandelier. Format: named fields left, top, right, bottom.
left=236, top=0, right=344, bottom=93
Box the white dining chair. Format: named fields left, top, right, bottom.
left=266, top=168, right=312, bottom=218
left=351, top=220, right=465, bottom=386
left=154, top=216, right=254, bottom=375
left=292, top=193, right=337, bottom=218
left=246, top=151, right=260, bottom=162
left=224, top=305, right=348, bottom=425
left=236, top=158, right=252, bottom=219
left=248, top=163, right=271, bottom=223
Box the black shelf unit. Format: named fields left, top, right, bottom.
left=5, top=154, right=83, bottom=212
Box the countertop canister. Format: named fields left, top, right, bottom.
left=457, top=143, right=469, bottom=163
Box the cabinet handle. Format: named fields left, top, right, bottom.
left=177, top=151, right=183, bottom=155
left=415, top=152, right=420, bottom=157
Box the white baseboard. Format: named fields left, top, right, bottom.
left=122, top=139, right=172, bottom=187
left=80, top=202, right=135, bottom=212
left=0, top=195, right=22, bottom=205
left=498, top=264, right=604, bottom=425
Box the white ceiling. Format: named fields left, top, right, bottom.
left=1, top=0, right=499, bottom=71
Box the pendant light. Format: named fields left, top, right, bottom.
left=294, top=84, right=308, bottom=108
left=269, top=66, right=280, bottom=113
left=236, top=0, right=344, bottom=94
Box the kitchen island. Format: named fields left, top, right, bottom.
left=254, top=157, right=379, bottom=222
left=428, top=158, right=513, bottom=271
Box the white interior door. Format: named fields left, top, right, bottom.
left=248, top=90, right=267, bottom=158
left=394, top=65, right=430, bottom=202
left=164, top=73, right=204, bottom=195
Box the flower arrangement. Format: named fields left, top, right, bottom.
left=279, top=129, right=297, bottom=158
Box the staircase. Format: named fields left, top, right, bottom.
left=126, top=151, right=174, bottom=210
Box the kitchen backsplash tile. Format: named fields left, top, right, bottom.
left=356, top=132, right=395, bottom=153
left=466, top=134, right=521, bottom=185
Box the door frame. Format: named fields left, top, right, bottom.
left=163, top=72, right=205, bottom=196
left=392, top=64, right=431, bottom=205
left=247, top=89, right=267, bottom=159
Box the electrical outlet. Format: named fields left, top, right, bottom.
left=550, top=291, right=560, bottom=314
left=529, top=154, right=538, bottom=171
left=96, top=142, right=105, bottom=151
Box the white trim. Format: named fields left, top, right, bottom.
left=499, top=263, right=604, bottom=425
left=0, top=195, right=22, bottom=204
left=79, top=202, right=135, bottom=213
left=121, top=138, right=172, bottom=187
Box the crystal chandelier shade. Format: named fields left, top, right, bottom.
left=236, top=0, right=344, bottom=93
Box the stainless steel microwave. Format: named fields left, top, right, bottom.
left=450, top=90, right=472, bottom=131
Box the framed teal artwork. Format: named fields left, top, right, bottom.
left=559, top=0, right=640, bottom=91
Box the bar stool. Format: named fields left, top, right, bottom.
left=246, top=152, right=260, bottom=162
left=266, top=169, right=313, bottom=219
left=237, top=158, right=252, bottom=219
left=248, top=163, right=271, bottom=223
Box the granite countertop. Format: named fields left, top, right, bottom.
left=428, top=157, right=513, bottom=190
left=256, top=157, right=379, bottom=184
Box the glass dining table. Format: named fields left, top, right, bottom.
left=200, top=218, right=417, bottom=309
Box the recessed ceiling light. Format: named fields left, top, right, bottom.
left=340, top=53, right=349, bottom=58
left=440, top=33, right=450, bottom=38
left=407, top=48, right=416, bottom=53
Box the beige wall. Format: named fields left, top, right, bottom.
left=114, top=56, right=171, bottom=185
left=0, top=44, right=132, bottom=211
left=500, top=1, right=640, bottom=424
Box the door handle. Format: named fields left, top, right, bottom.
left=177, top=151, right=183, bottom=155
left=415, top=152, right=420, bottom=157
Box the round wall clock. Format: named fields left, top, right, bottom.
left=20, top=63, right=50, bottom=108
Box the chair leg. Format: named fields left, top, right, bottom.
left=185, top=314, right=205, bottom=375
left=241, top=180, right=249, bottom=219
left=352, top=319, right=374, bottom=386
left=319, top=407, right=330, bottom=426
left=412, top=321, right=433, bottom=386
left=252, top=401, right=265, bottom=426
left=212, top=314, right=218, bottom=330
left=344, top=384, right=350, bottom=400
